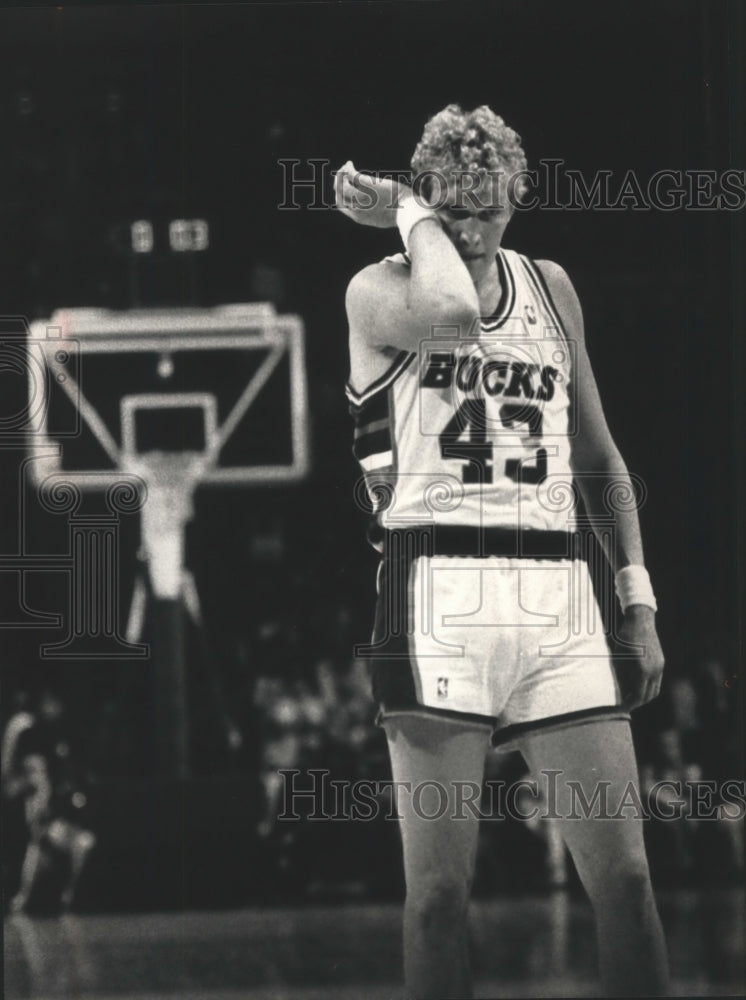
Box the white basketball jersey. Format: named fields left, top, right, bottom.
left=346, top=248, right=576, bottom=543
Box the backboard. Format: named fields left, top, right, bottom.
left=25, top=303, right=308, bottom=489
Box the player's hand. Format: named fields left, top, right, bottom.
left=615, top=605, right=665, bottom=709
left=334, top=161, right=409, bottom=228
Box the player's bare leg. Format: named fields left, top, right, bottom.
left=60, top=827, right=97, bottom=910
left=9, top=840, right=43, bottom=914
left=518, top=718, right=669, bottom=997
left=384, top=713, right=491, bottom=1000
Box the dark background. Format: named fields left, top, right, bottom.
left=0, top=1, right=743, bottom=908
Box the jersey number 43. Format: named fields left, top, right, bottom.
left=439, top=399, right=548, bottom=485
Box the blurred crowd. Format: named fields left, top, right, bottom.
left=2, top=615, right=742, bottom=911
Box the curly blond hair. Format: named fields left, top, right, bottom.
left=411, top=104, right=528, bottom=201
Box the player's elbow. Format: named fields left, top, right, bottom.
left=442, top=293, right=481, bottom=332
left=412, top=290, right=480, bottom=335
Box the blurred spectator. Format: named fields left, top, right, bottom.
left=640, top=666, right=744, bottom=886
left=477, top=752, right=568, bottom=895
left=2, top=688, right=97, bottom=913
left=640, top=725, right=699, bottom=879
left=692, top=656, right=740, bottom=785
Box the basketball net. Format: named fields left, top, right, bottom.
left=123, top=451, right=208, bottom=600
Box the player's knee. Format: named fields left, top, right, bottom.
left=406, top=872, right=471, bottom=928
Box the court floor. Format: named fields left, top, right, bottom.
left=5, top=889, right=745, bottom=999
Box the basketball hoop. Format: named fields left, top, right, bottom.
left=25, top=303, right=309, bottom=778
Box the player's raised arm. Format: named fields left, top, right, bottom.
left=336, top=161, right=479, bottom=353
left=537, top=259, right=664, bottom=708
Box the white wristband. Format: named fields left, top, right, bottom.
left=397, top=196, right=438, bottom=251
left=615, top=564, right=657, bottom=613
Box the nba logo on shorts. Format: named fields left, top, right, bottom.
left=437, top=677, right=449, bottom=699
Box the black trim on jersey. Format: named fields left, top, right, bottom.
left=353, top=416, right=388, bottom=440
left=492, top=705, right=630, bottom=748
left=353, top=427, right=392, bottom=463
left=349, top=388, right=389, bottom=424
left=519, top=257, right=569, bottom=341
left=346, top=350, right=415, bottom=405
left=388, top=378, right=401, bottom=495
left=481, top=250, right=516, bottom=330
left=385, top=251, right=411, bottom=268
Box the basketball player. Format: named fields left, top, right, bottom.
left=336, top=105, right=668, bottom=998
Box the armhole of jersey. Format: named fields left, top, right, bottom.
left=346, top=350, right=416, bottom=406
left=383, top=251, right=411, bottom=267
left=346, top=252, right=414, bottom=404
left=519, top=256, right=570, bottom=343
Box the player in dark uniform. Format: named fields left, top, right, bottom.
left=337, top=105, right=668, bottom=997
